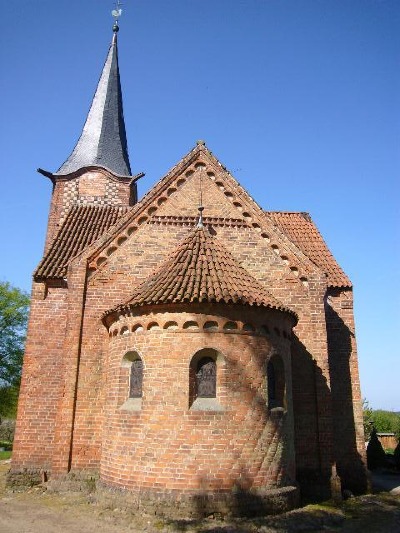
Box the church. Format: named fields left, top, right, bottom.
left=10, top=20, right=368, bottom=516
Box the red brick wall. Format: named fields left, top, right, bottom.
left=101, top=306, right=295, bottom=493
left=68, top=215, right=311, bottom=472
left=12, top=281, right=68, bottom=471
left=326, top=287, right=368, bottom=493
left=12, top=152, right=367, bottom=499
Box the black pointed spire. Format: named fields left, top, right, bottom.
left=56, top=28, right=131, bottom=177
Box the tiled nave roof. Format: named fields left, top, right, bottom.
left=35, top=206, right=351, bottom=290
left=108, top=226, right=296, bottom=319
left=267, top=211, right=351, bottom=288
left=35, top=205, right=128, bottom=279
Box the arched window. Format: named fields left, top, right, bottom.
left=129, top=358, right=143, bottom=398
left=267, top=354, right=285, bottom=410
left=121, top=352, right=144, bottom=410
left=196, top=357, right=216, bottom=398
left=189, top=348, right=223, bottom=410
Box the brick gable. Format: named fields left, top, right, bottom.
left=11, top=142, right=368, bottom=508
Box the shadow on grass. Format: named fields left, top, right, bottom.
left=165, top=494, right=400, bottom=533
left=165, top=503, right=345, bottom=533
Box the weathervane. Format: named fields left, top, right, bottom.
left=112, top=0, right=123, bottom=32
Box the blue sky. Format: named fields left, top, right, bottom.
left=0, top=0, right=399, bottom=410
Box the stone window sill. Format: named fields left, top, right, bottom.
left=269, top=406, right=286, bottom=418
left=190, top=397, right=224, bottom=412
left=120, top=398, right=142, bottom=411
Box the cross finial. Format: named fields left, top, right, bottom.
left=112, top=0, right=123, bottom=33
left=197, top=166, right=205, bottom=228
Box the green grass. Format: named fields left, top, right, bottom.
left=0, top=451, right=11, bottom=460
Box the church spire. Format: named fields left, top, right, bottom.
left=56, top=23, right=131, bottom=177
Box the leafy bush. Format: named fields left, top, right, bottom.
left=367, top=428, right=387, bottom=470
left=363, top=399, right=374, bottom=440
left=371, top=410, right=400, bottom=441
left=0, top=418, right=15, bottom=444
left=362, top=400, right=400, bottom=441
left=394, top=442, right=400, bottom=470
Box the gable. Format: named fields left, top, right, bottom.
left=83, top=144, right=322, bottom=291
left=155, top=164, right=240, bottom=220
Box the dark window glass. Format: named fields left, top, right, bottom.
left=196, top=357, right=216, bottom=398
left=267, top=356, right=285, bottom=409
left=129, top=359, right=143, bottom=398
left=267, top=361, right=276, bottom=406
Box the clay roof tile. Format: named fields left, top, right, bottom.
left=107, top=226, right=296, bottom=320
left=267, top=211, right=351, bottom=288
left=35, top=205, right=128, bottom=279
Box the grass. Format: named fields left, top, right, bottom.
left=0, top=450, right=11, bottom=460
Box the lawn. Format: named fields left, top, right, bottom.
left=0, top=451, right=11, bottom=460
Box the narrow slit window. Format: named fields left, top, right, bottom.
left=267, top=361, right=276, bottom=407
left=267, top=355, right=285, bottom=410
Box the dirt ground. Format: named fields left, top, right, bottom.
left=1, top=461, right=399, bottom=533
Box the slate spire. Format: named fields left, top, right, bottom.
left=56, top=27, right=131, bottom=176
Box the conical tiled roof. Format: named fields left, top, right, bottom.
left=108, top=227, right=296, bottom=319
left=55, top=31, right=131, bottom=177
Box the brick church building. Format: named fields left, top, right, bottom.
left=10, top=23, right=368, bottom=515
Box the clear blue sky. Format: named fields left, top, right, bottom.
left=0, top=1, right=398, bottom=410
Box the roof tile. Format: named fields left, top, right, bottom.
left=108, top=227, right=296, bottom=319
left=35, top=205, right=128, bottom=279
left=267, top=211, right=351, bottom=287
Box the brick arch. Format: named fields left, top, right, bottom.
left=188, top=347, right=225, bottom=409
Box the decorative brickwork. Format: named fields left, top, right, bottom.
left=42, top=167, right=136, bottom=253
left=12, top=141, right=368, bottom=512
left=101, top=305, right=296, bottom=509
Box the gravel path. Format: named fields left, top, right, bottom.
left=1, top=461, right=399, bottom=533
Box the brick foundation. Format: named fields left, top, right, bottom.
left=97, top=481, right=299, bottom=518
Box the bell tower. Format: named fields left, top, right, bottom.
left=38, top=20, right=139, bottom=252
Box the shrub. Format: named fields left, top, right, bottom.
left=367, top=428, right=387, bottom=470
left=394, top=442, right=400, bottom=470
left=0, top=418, right=15, bottom=444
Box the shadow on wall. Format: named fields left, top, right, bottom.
left=176, top=327, right=298, bottom=519
left=291, top=321, right=368, bottom=503
left=184, top=317, right=369, bottom=511
left=191, top=469, right=296, bottom=519
left=325, top=296, right=369, bottom=495
left=220, top=330, right=294, bottom=489
left=291, top=334, right=331, bottom=502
